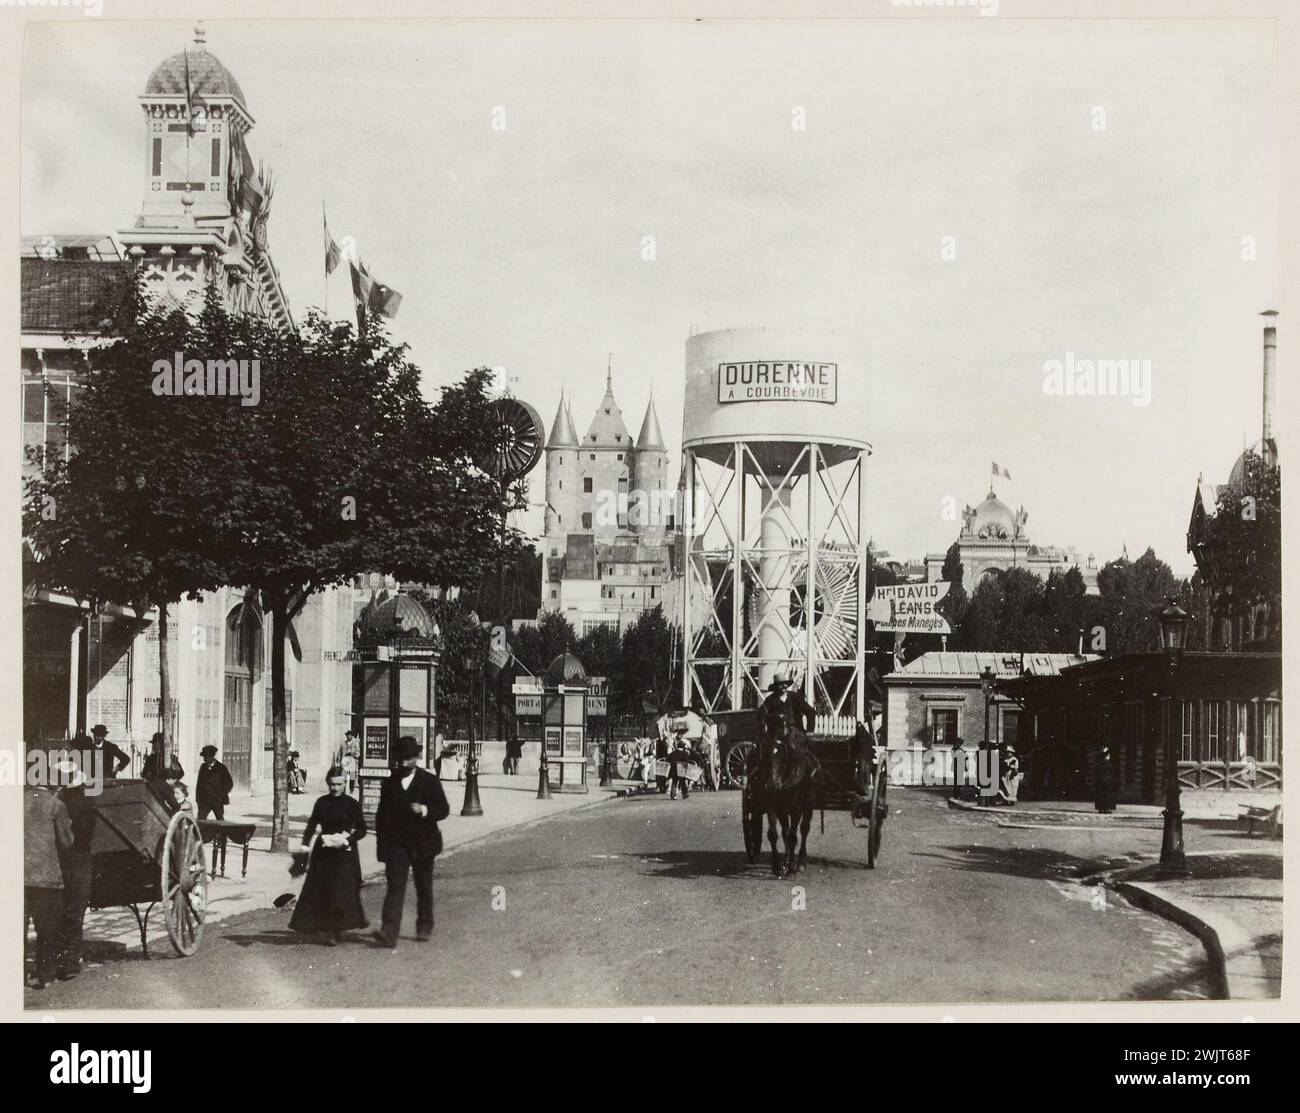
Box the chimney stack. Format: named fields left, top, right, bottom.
left=1261, top=310, right=1278, bottom=461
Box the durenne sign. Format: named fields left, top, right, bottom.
left=718, top=360, right=837, bottom=404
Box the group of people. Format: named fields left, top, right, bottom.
left=288, top=735, right=449, bottom=948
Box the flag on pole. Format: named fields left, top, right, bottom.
left=239, top=136, right=264, bottom=214
left=324, top=208, right=341, bottom=275
left=349, top=260, right=373, bottom=329
left=992, top=462, right=1012, bottom=480
left=367, top=275, right=403, bottom=320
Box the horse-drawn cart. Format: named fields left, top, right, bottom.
left=714, top=711, right=888, bottom=871
left=83, top=780, right=209, bottom=957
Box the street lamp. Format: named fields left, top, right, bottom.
left=978, top=664, right=997, bottom=806
left=460, top=642, right=484, bottom=817
left=1157, top=598, right=1191, bottom=875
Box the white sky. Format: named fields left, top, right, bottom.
left=21, top=18, right=1279, bottom=575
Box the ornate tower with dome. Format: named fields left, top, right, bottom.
left=538, top=369, right=678, bottom=636
left=117, top=24, right=292, bottom=330
left=924, top=486, right=1098, bottom=594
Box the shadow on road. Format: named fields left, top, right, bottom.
left=915, top=844, right=1136, bottom=882
left=636, top=849, right=868, bottom=882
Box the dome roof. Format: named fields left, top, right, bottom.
left=1227, top=438, right=1278, bottom=486
left=969, top=491, right=1017, bottom=541
left=146, top=48, right=248, bottom=111
left=361, top=594, right=437, bottom=639
left=544, top=651, right=588, bottom=686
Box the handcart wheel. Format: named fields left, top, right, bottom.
left=162, top=810, right=208, bottom=956
left=725, top=741, right=756, bottom=788
left=867, top=762, right=887, bottom=869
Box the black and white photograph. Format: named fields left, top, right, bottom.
left=8, top=3, right=1291, bottom=1030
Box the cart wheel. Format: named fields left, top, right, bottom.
left=867, top=763, right=887, bottom=869
left=161, top=810, right=207, bottom=956
left=742, top=787, right=759, bottom=863
left=725, top=741, right=756, bottom=788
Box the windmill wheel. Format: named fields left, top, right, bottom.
left=477, top=397, right=545, bottom=482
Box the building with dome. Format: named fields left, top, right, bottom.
left=539, top=369, right=680, bottom=635
left=21, top=28, right=357, bottom=795
left=923, top=487, right=1099, bottom=595
left=1187, top=311, right=1281, bottom=651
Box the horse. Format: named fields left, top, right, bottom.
left=745, top=728, right=819, bottom=878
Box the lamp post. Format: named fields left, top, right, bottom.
left=1157, top=598, right=1190, bottom=875
left=461, top=642, right=484, bottom=817
left=978, top=664, right=997, bottom=805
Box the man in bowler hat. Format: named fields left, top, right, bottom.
left=372, top=735, right=449, bottom=947
left=195, top=745, right=234, bottom=821
left=84, top=724, right=130, bottom=779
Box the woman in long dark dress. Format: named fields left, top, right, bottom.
left=290, top=767, right=368, bottom=945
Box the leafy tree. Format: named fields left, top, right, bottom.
left=509, top=610, right=577, bottom=677
left=577, top=623, right=621, bottom=691
left=1040, top=566, right=1088, bottom=651
left=620, top=606, right=678, bottom=714
left=1196, top=451, right=1281, bottom=648
left=1090, top=548, right=1182, bottom=654
left=24, top=279, right=238, bottom=761
left=957, top=567, right=1050, bottom=651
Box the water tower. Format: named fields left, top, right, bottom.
left=680, top=327, right=870, bottom=717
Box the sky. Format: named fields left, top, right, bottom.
left=21, top=17, right=1279, bottom=575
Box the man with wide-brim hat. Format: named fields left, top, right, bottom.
left=195, top=745, right=234, bottom=821
left=372, top=735, right=449, bottom=947
left=760, top=674, right=816, bottom=742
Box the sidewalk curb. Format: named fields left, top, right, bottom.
left=1095, top=863, right=1277, bottom=1001
left=945, top=797, right=1161, bottom=828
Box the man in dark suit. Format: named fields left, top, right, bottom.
left=372, top=735, right=449, bottom=947
left=81, top=725, right=130, bottom=780
left=759, top=677, right=815, bottom=741
left=195, top=745, right=234, bottom=821
left=24, top=785, right=73, bottom=989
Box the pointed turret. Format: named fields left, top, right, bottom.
left=636, top=393, right=666, bottom=451
left=584, top=364, right=631, bottom=447
left=547, top=391, right=579, bottom=448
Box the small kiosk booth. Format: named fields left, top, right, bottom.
left=352, top=594, right=440, bottom=822
left=542, top=652, right=591, bottom=793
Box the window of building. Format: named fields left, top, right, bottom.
left=551, top=590, right=557, bottom=599
left=616, top=454, right=623, bottom=462
left=1001, top=709, right=1022, bottom=748
left=22, top=361, right=83, bottom=478
left=1261, top=700, right=1281, bottom=764
left=929, top=707, right=959, bottom=747
left=590, top=453, right=596, bottom=460
left=582, top=513, right=592, bottom=530
left=558, top=480, right=562, bottom=490
left=583, top=477, right=593, bottom=493
left=1180, top=701, right=1195, bottom=762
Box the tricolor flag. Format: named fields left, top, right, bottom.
left=367, top=276, right=403, bottom=320
left=349, top=260, right=374, bottom=329
left=239, top=136, right=264, bottom=214
left=324, top=209, right=341, bottom=275
left=992, top=462, right=1012, bottom=480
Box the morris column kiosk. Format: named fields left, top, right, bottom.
left=542, top=651, right=591, bottom=793
left=352, top=593, right=440, bottom=822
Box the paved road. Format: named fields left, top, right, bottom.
left=27, top=790, right=1213, bottom=1009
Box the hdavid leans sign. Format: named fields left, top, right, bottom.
left=868, top=582, right=953, bottom=634
left=718, top=361, right=837, bottom=404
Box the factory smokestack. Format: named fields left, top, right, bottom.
left=1261, top=309, right=1277, bottom=463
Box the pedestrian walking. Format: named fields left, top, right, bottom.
left=196, top=745, right=234, bottom=821
left=24, top=783, right=74, bottom=989
left=1094, top=744, right=1117, bottom=814
left=668, top=730, right=695, bottom=800
left=290, top=766, right=369, bottom=946
left=342, top=731, right=360, bottom=794
left=55, top=759, right=94, bottom=981
left=372, top=735, right=449, bottom=947
left=504, top=734, right=523, bottom=775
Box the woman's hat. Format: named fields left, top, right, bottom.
left=766, top=677, right=793, bottom=693
left=393, top=735, right=421, bottom=761
left=200, top=744, right=219, bottom=758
